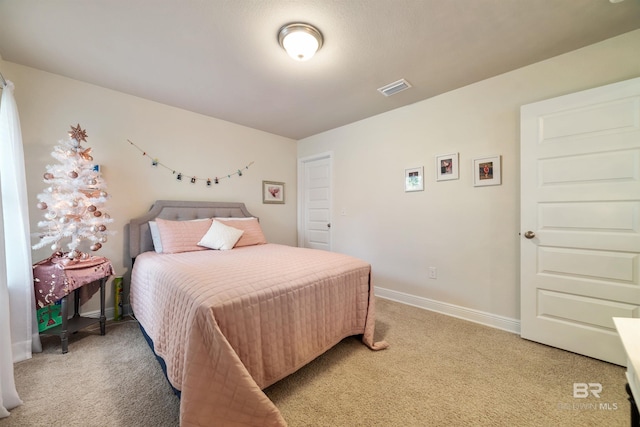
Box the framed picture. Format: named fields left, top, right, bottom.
left=405, top=167, right=424, bottom=192
left=435, top=153, right=459, bottom=181
left=473, top=155, right=501, bottom=187
left=263, top=181, right=285, bottom=204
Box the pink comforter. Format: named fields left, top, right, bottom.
left=130, top=243, right=387, bottom=426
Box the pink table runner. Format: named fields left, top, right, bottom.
left=33, top=252, right=114, bottom=308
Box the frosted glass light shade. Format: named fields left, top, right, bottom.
left=278, top=23, right=323, bottom=62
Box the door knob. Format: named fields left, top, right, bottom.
left=327, top=223, right=331, bottom=228
left=524, top=231, right=535, bottom=239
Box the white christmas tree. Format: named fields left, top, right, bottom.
left=33, top=124, right=113, bottom=260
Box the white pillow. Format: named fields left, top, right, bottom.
left=148, top=221, right=163, bottom=253
left=198, top=220, right=244, bottom=250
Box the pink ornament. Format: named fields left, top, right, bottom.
left=93, top=211, right=102, bottom=217
left=37, top=202, right=48, bottom=210
left=87, top=205, right=97, bottom=212
left=43, top=173, right=54, bottom=180
left=68, top=171, right=78, bottom=178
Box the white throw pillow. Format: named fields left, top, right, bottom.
left=148, top=221, right=163, bottom=253
left=198, top=220, right=244, bottom=250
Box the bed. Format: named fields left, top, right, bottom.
left=128, top=200, right=388, bottom=426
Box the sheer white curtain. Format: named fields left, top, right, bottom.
left=0, top=79, right=41, bottom=418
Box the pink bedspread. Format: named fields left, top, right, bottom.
left=130, top=243, right=387, bottom=426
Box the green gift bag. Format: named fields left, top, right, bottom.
left=37, top=301, right=62, bottom=332
left=114, top=276, right=123, bottom=321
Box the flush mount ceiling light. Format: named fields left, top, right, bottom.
left=278, top=23, right=323, bottom=61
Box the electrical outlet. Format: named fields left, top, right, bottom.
left=428, top=267, right=437, bottom=279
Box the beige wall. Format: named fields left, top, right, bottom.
left=298, top=29, right=640, bottom=325
left=0, top=59, right=297, bottom=314
left=3, top=29, right=639, bottom=324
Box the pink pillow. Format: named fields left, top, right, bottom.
left=155, top=218, right=213, bottom=253
left=214, top=218, right=267, bottom=247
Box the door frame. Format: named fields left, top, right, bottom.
left=297, top=151, right=333, bottom=249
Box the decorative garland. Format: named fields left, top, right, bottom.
left=127, top=139, right=254, bottom=186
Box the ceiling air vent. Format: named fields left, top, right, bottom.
left=377, top=79, right=412, bottom=97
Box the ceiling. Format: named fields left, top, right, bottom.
left=0, top=0, right=639, bottom=140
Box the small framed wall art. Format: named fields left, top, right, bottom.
left=263, top=181, right=285, bottom=204
left=435, top=153, right=459, bottom=181
left=405, top=166, right=424, bottom=192
left=473, top=155, right=501, bottom=187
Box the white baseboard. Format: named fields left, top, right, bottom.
left=76, top=304, right=132, bottom=322
left=375, top=287, right=521, bottom=334
left=81, top=292, right=521, bottom=335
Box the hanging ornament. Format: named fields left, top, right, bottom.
left=79, top=147, right=93, bottom=161
left=37, top=202, right=48, bottom=210
left=68, top=171, right=78, bottom=179
left=190, top=177, right=196, bottom=184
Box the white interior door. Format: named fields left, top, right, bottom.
left=298, top=154, right=332, bottom=250
left=520, top=77, right=640, bottom=366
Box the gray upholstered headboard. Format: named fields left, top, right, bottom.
left=128, top=200, right=255, bottom=259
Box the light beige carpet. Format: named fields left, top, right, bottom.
left=1, top=298, right=631, bottom=426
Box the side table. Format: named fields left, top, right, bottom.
left=33, top=253, right=114, bottom=354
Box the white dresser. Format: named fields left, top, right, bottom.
left=613, top=317, right=640, bottom=426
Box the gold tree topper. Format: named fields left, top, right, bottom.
left=69, top=123, right=88, bottom=142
